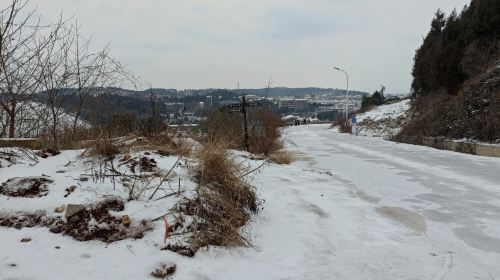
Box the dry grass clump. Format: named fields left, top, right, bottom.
left=334, top=117, right=352, bottom=133
left=268, top=149, right=296, bottom=165
left=182, top=142, right=258, bottom=249
left=87, top=138, right=121, bottom=159
left=147, top=134, right=193, bottom=157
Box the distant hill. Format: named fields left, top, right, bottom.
left=240, top=87, right=367, bottom=97
left=108, top=87, right=368, bottom=98
left=34, top=86, right=368, bottom=125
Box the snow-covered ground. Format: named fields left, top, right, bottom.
left=2, top=124, right=500, bottom=279
left=357, top=100, right=411, bottom=123
left=356, top=100, right=411, bottom=138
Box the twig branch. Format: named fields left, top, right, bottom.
left=239, top=159, right=269, bottom=178
left=153, top=190, right=185, bottom=202
left=148, top=156, right=182, bottom=201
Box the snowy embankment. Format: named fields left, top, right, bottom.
left=0, top=102, right=89, bottom=138
left=0, top=148, right=195, bottom=278
left=356, top=99, right=411, bottom=138
left=2, top=124, right=500, bottom=279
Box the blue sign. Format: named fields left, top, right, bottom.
left=351, top=115, right=357, bottom=124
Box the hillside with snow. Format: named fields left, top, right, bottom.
left=0, top=102, right=88, bottom=138
left=355, top=99, right=411, bottom=139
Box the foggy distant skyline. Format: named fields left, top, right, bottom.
left=12, top=0, right=470, bottom=93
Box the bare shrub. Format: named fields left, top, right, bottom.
left=201, top=109, right=244, bottom=149
left=180, top=142, right=258, bottom=249
left=335, top=117, right=351, bottom=133
left=87, top=137, right=121, bottom=159
left=104, top=113, right=141, bottom=137
left=247, top=110, right=285, bottom=155
left=202, top=108, right=285, bottom=155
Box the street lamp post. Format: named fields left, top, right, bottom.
left=333, top=67, right=349, bottom=124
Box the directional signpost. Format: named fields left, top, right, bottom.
left=225, top=96, right=261, bottom=151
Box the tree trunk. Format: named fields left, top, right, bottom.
left=72, top=92, right=84, bottom=136
left=50, top=102, right=59, bottom=149
left=8, top=110, right=15, bottom=138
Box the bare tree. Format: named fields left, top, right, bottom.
left=0, top=0, right=64, bottom=138
left=37, top=22, right=74, bottom=148
left=70, top=21, right=123, bottom=136
left=1, top=0, right=138, bottom=144
left=70, top=22, right=139, bottom=140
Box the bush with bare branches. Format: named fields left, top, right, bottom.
left=179, top=141, right=259, bottom=249
left=333, top=117, right=352, bottom=133
left=202, top=108, right=285, bottom=155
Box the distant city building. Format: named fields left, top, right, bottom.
left=245, top=95, right=259, bottom=101
left=220, top=100, right=240, bottom=106
left=165, top=102, right=185, bottom=115
left=278, top=98, right=309, bottom=110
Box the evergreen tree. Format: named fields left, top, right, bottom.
left=411, top=0, right=500, bottom=98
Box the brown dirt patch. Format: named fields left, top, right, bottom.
left=0, top=177, right=53, bottom=198
left=0, top=197, right=151, bottom=243
left=119, top=156, right=158, bottom=173
left=162, top=243, right=197, bottom=257
left=35, top=149, right=61, bottom=158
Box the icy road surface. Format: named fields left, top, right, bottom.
left=1, top=124, right=500, bottom=280
left=210, top=124, right=500, bottom=280
left=268, top=124, right=500, bottom=279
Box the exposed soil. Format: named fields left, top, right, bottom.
left=0, top=197, right=151, bottom=243
left=162, top=243, right=197, bottom=257
left=151, top=262, right=176, bottom=279
left=156, top=150, right=171, bottom=157
left=36, top=149, right=61, bottom=158
left=0, top=176, right=53, bottom=198
left=120, top=156, right=158, bottom=173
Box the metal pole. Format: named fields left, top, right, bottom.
left=345, top=71, right=349, bottom=121
left=242, top=95, right=249, bottom=151
left=333, top=67, right=349, bottom=125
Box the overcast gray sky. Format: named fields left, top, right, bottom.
left=20, top=0, right=469, bottom=93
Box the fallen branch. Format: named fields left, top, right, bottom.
left=151, top=212, right=175, bottom=222
left=153, top=190, right=185, bottom=202
left=239, top=159, right=269, bottom=178
left=148, top=156, right=182, bottom=201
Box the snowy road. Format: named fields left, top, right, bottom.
left=198, top=124, right=500, bottom=280
left=2, top=124, right=500, bottom=279
left=258, top=126, right=500, bottom=279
